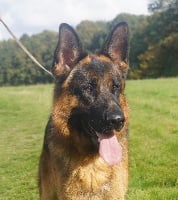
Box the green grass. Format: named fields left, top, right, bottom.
left=126, top=78, right=178, bottom=199
left=0, top=85, right=52, bottom=200
left=0, top=78, right=178, bottom=199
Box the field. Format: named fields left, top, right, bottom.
left=0, top=78, right=178, bottom=199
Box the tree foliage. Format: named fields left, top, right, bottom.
left=0, top=31, right=57, bottom=85
left=76, top=20, right=108, bottom=52
left=134, top=0, right=178, bottom=78
left=148, top=0, right=178, bottom=13
left=0, top=1, right=178, bottom=85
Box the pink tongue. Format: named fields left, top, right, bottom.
left=97, top=133, right=122, bottom=166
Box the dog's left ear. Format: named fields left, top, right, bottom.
left=100, top=22, right=129, bottom=76
left=52, top=23, right=87, bottom=77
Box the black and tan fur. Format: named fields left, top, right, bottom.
left=39, top=22, right=129, bottom=200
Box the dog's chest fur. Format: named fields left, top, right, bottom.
left=45, top=130, right=128, bottom=200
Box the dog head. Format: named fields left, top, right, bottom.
left=51, top=23, right=129, bottom=165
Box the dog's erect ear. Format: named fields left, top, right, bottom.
left=52, top=23, right=87, bottom=77
left=100, top=22, right=129, bottom=75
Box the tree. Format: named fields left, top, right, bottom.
left=134, top=1, right=178, bottom=78
left=138, top=33, right=178, bottom=78
left=148, top=0, right=178, bottom=13
left=0, top=31, right=57, bottom=85
left=76, top=20, right=108, bottom=52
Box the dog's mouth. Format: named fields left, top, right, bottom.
left=82, top=121, right=123, bottom=166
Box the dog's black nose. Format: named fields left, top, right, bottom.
left=106, top=112, right=125, bottom=131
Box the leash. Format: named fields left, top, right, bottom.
left=0, top=17, right=54, bottom=78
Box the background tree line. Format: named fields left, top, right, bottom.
left=0, top=0, right=177, bottom=85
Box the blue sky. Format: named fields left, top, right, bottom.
left=0, top=0, right=149, bottom=40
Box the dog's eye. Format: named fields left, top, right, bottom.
left=113, top=84, right=119, bottom=90
left=83, top=83, right=94, bottom=93
left=112, top=83, right=120, bottom=94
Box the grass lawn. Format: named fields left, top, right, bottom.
left=0, top=78, right=178, bottom=199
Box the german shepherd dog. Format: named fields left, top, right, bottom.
left=39, top=22, right=129, bottom=200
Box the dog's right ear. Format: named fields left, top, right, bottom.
left=52, top=23, right=87, bottom=77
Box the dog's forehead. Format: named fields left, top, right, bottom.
left=65, top=55, right=122, bottom=86
left=78, top=55, right=119, bottom=76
